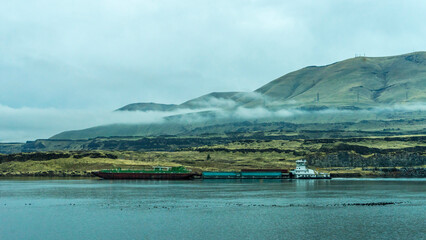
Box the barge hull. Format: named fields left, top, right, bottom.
left=202, top=176, right=290, bottom=179
left=93, top=172, right=196, bottom=180
left=202, top=171, right=290, bottom=179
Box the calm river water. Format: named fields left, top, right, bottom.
left=0, top=178, right=425, bottom=240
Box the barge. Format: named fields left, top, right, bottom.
left=202, top=169, right=290, bottom=179
left=93, top=160, right=331, bottom=180
left=202, top=160, right=331, bottom=179
left=93, top=166, right=196, bottom=180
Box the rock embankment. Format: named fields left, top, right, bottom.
left=307, top=152, right=425, bottom=168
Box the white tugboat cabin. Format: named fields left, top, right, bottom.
left=291, top=160, right=331, bottom=179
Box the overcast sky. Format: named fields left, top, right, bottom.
left=1, top=0, right=426, bottom=141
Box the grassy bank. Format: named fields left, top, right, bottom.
left=0, top=135, right=425, bottom=177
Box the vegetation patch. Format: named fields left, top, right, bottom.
left=0, top=135, right=424, bottom=177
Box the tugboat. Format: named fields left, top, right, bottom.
left=92, top=166, right=196, bottom=180
left=290, top=160, right=331, bottom=179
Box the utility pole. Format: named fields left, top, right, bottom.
left=406, top=85, right=409, bottom=101
left=357, top=89, right=360, bottom=103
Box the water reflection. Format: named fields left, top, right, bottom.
left=0, top=178, right=425, bottom=240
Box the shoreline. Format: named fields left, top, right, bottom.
left=0, top=172, right=424, bottom=178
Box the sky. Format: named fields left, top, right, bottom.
left=1, top=0, right=426, bottom=141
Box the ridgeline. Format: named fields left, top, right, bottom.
left=1, top=52, right=425, bottom=177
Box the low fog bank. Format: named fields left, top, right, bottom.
left=0, top=105, right=203, bottom=142
left=166, top=102, right=426, bottom=124
left=0, top=102, right=424, bottom=142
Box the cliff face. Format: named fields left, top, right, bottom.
left=307, top=152, right=425, bottom=168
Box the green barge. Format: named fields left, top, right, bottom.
left=93, top=166, right=196, bottom=180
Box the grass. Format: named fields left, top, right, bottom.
left=0, top=135, right=424, bottom=177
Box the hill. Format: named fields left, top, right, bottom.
left=255, top=52, right=426, bottom=107
left=118, top=52, right=426, bottom=112
left=52, top=52, right=426, bottom=140
left=117, top=102, right=178, bottom=111
left=116, top=92, right=257, bottom=111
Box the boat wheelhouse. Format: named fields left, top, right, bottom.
left=290, top=160, right=331, bottom=179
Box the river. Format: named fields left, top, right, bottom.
left=0, top=178, right=425, bottom=240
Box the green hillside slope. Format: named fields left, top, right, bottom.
left=117, top=52, right=426, bottom=112
left=53, top=52, right=426, bottom=139
left=116, top=92, right=257, bottom=111
left=117, top=103, right=178, bottom=111
left=256, top=52, right=426, bottom=106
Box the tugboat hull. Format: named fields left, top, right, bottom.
left=292, top=175, right=332, bottom=179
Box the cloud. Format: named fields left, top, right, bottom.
left=376, top=103, right=426, bottom=112
left=167, top=101, right=426, bottom=124
left=231, top=107, right=303, bottom=120
left=0, top=102, right=424, bottom=142
left=0, top=105, right=200, bottom=142
left=1, top=0, right=426, bottom=109
left=1, top=1, right=426, bottom=141
left=184, top=96, right=239, bottom=109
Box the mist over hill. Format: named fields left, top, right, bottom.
left=118, top=52, right=426, bottom=111
left=52, top=52, right=426, bottom=140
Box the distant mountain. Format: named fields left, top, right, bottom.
left=179, top=92, right=246, bottom=109
left=255, top=52, right=426, bottom=106
left=53, top=52, right=426, bottom=140
left=118, top=52, right=426, bottom=112
left=116, top=92, right=257, bottom=111
left=117, top=102, right=178, bottom=111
